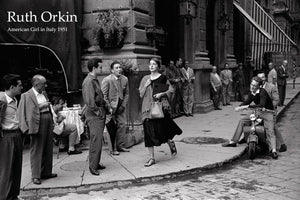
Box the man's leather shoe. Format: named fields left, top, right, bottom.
left=97, top=164, right=106, bottom=170
left=68, top=149, right=82, bottom=155
left=271, top=152, right=278, bottom=159
left=110, top=151, right=120, bottom=155
left=222, top=141, right=237, bottom=147
left=32, top=178, right=41, bottom=185
left=117, top=148, right=130, bottom=152
left=89, top=167, right=99, bottom=176
left=226, top=103, right=232, bottom=106
left=279, top=144, right=287, bottom=152
left=59, top=147, right=68, bottom=152
left=41, top=173, right=57, bottom=179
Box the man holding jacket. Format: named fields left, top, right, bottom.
left=102, top=60, right=130, bottom=154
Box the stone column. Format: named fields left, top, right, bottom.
left=225, top=0, right=237, bottom=68
left=192, top=0, right=214, bottom=113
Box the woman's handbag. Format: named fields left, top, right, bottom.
left=150, top=101, right=164, bottom=119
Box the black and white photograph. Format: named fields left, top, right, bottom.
left=0, top=0, right=300, bottom=199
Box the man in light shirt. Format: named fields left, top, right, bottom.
left=267, top=62, right=277, bottom=86
left=18, top=75, right=57, bottom=185
left=0, top=74, right=23, bottom=200
left=220, top=63, right=233, bottom=106
left=210, top=66, right=222, bottom=110
left=180, top=60, right=195, bottom=117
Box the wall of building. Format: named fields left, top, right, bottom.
left=80, top=0, right=241, bottom=117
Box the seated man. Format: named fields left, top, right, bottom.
left=51, top=97, right=82, bottom=155
left=222, top=76, right=278, bottom=159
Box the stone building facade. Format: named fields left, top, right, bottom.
left=81, top=0, right=240, bottom=123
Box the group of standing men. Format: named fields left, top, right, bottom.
left=82, top=58, right=130, bottom=176
left=210, top=63, right=235, bottom=110
left=0, top=58, right=132, bottom=199
left=0, top=74, right=58, bottom=200
left=164, top=58, right=195, bottom=117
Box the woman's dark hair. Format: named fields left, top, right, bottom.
left=2, top=74, right=21, bottom=90
left=150, top=58, right=161, bottom=68
left=110, top=60, right=121, bottom=69
left=87, top=58, right=102, bottom=72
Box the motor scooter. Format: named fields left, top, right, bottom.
left=240, top=107, right=273, bottom=159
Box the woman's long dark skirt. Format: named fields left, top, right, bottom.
left=143, top=113, right=182, bottom=147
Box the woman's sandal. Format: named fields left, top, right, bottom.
left=168, top=140, right=177, bottom=156
left=144, top=158, right=155, bottom=167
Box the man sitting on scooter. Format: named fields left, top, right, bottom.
left=222, top=76, right=279, bottom=159
left=257, top=71, right=287, bottom=153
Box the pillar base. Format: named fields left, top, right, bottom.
left=193, top=100, right=214, bottom=113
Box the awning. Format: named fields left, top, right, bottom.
left=233, top=1, right=272, bottom=40
left=234, top=0, right=297, bottom=69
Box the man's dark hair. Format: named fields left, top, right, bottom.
left=251, top=76, right=263, bottom=86
left=87, top=58, right=102, bottom=72
left=110, top=60, right=121, bottom=69
left=2, top=74, right=21, bottom=90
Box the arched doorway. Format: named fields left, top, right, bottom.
left=155, top=0, right=181, bottom=64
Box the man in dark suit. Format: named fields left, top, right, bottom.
left=277, top=60, right=289, bottom=106
left=0, top=74, right=23, bottom=200
left=102, top=60, right=130, bottom=154
left=18, top=75, right=57, bottom=185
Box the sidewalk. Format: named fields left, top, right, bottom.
left=20, top=77, right=300, bottom=198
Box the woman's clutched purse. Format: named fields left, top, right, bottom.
left=150, top=101, right=164, bottom=119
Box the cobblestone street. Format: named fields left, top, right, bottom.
left=39, top=94, right=300, bottom=200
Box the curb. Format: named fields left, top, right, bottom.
left=276, top=90, right=300, bottom=119
left=21, top=147, right=247, bottom=198
left=20, top=86, right=300, bottom=198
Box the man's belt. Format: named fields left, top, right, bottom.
left=2, top=129, right=20, bottom=133
left=40, top=111, right=51, bottom=115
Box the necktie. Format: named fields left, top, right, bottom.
left=117, top=78, right=123, bottom=100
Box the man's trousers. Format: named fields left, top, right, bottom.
left=278, top=84, right=286, bottom=106
left=182, top=82, right=194, bottom=115
left=30, top=113, right=53, bottom=179
left=115, top=110, right=127, bottom=149
left=85, top=109, right=105, bottom=170
left=222, top=84, right=231, bottom=105
left=211, top=86, right=222, bottom=109
left=0, top=131, right=23, bottom=200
